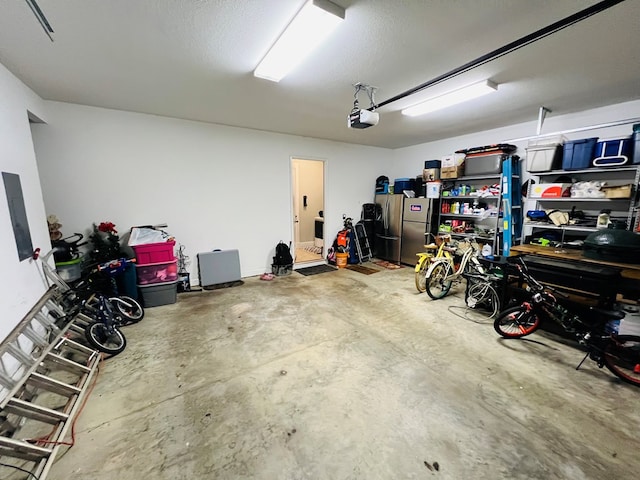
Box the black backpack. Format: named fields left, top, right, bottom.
left=273, top=241, right=293, bottom=266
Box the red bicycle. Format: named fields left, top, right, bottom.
left=494, top=256, right=640, bottom=387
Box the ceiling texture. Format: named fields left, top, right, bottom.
left=1, top=0, right=639, bottom=149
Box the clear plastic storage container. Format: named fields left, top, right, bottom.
left=526, top=135, right=567, bottom=172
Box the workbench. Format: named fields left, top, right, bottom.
left=510, top=244, right=640, bottom=305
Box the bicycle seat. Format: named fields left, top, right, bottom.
left=436, top=235, right=451, bottom=245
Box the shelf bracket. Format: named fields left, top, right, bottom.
left=536, top=106, right=551, bottom=135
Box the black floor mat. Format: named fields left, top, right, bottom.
left=203, top=280, right=244, bottom=290
left=296, top=265, right=337, bottom=276
left=346, top=264, right=380, bottom=275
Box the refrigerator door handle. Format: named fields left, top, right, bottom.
left=384, top=197, right=390, bottom=230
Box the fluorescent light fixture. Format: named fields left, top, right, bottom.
left=401, top=80, right=498, bottom=117
left=254, top=0, right=345, bottom=82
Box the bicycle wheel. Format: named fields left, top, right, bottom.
left=85, top=323, right=127, bottom=355
left=466, top=280, right=500, bottom=318
left=494, top=306, right=541, bottom=338
left=414, top=258, right=430, bottom=293
left=603, top=335, right=640, bottom=387
left=425, top=262, right=453, bottom=300
left=113, top=296, right=144, bottom=324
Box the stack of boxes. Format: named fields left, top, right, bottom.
left=132, top=240, right=178, bottom=307
left=440, top=153, right=465, bottom=179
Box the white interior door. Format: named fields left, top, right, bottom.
left=291, top=158, right=325, bottom=265
left=292, top=162, right=300, bottom=247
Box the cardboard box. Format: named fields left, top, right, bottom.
left=529, top=183, right=572, bottom=198
left=601, top=184, right=632, bottom=199
left=441, top=165, right=464, bottom=179
left=441, top=153, right=465, bottom=168
left=440, top=153, right=465, bottom=178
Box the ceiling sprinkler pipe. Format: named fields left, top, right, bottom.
left=371, top=0, right=626, bottom=111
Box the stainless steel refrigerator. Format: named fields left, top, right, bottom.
left=400, top=197, right=440, bottom=265
left=374, top=194, right=404, bottom=264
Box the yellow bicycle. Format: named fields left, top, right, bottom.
left=424, top=238, right=486, bottom=300
left=414, top=234, right=452, bottom=293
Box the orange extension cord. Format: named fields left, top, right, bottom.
left=26, top=353, right=104, bottom=448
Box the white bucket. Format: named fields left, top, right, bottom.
left=426, top=181, right=442, bottom=199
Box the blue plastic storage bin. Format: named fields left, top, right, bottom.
left=592, top=137, right=634, bottom=167
left=562, top=138, right=598, bottom=170
left=394, top=178, right=412, bottom=192
left=424, top=160, right=441, bottom=169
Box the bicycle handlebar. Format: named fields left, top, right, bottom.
left=96, top=257, right=136, bottom=275
left=513, top=256, right=570, bottom=298
left=40, top=246, right=67, bottom=263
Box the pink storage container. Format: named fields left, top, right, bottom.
left=135, top=260, right=179, bottom=285
left=132, top=240, right=176, bottom=265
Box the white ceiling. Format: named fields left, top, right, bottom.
left=1, top=0, right=639, bottom=149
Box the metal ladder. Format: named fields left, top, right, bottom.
left=0, top=287, right=100, bottom=480
left=353, top=221, right=373, bottom=263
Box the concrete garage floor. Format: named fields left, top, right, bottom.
left=49, top=265, right=640, bottom=480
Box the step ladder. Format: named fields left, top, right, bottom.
left=0, top=287, right=100, bottom=480
left=353, top=221, right=373, bottom=263
left=501, top=155, right=523, bottom=256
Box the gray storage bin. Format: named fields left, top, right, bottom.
left=526, top=135, right=566, bottom=172
left=197, top=249, right=241, bottom=287
left=526, top=145, right=563, bottom=172
left=139, top=280, right=178, bottom=307
left=463, top=153, right=505, bottom=175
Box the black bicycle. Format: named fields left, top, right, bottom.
left=494, top=256, right=640, bottom=387
left=81, top=291, right=127, bottom=355
left=80, top=258, right=145, bottom=325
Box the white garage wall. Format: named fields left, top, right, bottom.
left=0, top=63, right=50, bottom=340
left=390, top=100, right=640, bottom=181
left=32, top=102, right=391, bottom=280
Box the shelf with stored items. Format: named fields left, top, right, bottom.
left=436, top=157, right=521, bottom=255
left=437, top=189, right=501, bottom=244
left=523, top=165, right=640, bottom=244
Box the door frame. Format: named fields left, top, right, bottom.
left=290, top=156, right=326, bottom=267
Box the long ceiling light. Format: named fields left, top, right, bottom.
left=401, top=80, right=498, bottom=117
left=254, top=0, right=345, bottom=82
